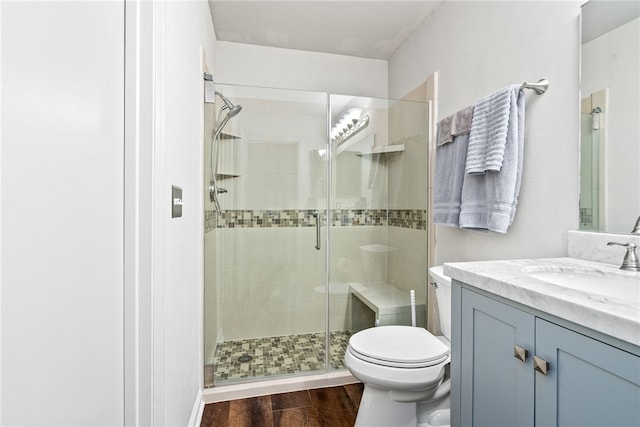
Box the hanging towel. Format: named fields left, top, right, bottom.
left=459, top=86, right=525, bottom=233
left=451, top=105, right=474, bottom=137
left=433, top=106, right=474, bottom=227
left=436, top=105, right=474, bottom=147
left=436, top=115, right=454, bottom=146
left=466, top=84, right=523, bottom=174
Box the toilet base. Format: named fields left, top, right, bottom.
left=355, top=386, right=450, bottom=427
left=417, top=395, right=450, bottom=427
left=355, top=386, right=417, bottom=427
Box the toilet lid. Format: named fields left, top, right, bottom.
left=349, top=325, right=449, bottom=368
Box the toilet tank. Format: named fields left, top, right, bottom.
left=429, top=265, right=452, bottom=341
left=359, top=244, right=397, bottom=283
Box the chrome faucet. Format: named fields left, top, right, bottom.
left=631, top=216, right=640, bottom=235
left=607, top=242, right=640, bottom=272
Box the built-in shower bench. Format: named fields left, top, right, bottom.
left=349, top=282, right=426, bottom=332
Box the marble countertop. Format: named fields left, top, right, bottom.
left=443, top=257, right=640, bottom=347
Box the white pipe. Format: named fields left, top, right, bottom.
left=410, top=289, right=416, bottom=327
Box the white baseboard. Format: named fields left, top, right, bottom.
left=188, top=389, right=204, bottom=427
left=202, top=370, right=359, bottom=404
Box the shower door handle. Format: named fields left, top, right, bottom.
left=312, top=210, right=320, bottom=250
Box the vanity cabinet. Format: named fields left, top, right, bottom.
left=452, top=285, right=640, bottom=427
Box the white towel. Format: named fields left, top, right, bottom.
left=433, top=107, right=474, bottom=227
left=459, top=86, right=525, bottom=233
left=466, top=84, right=522, bottom=174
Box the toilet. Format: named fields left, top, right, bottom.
left=344, top=266, right=452, bottom=427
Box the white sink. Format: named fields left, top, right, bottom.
left=524, top=266, right=640, bottom=304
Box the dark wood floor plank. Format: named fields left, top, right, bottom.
left=315, top=407, right=357, bottom=427
left=228, top=396, right=274, bottom=427
left=271, top=390, right=312, bottom=411
left=201, top=384, right=363, bottom=427
left=343, top=383, right=364, bottom=410
left=308, top=386, right=358, bottom=420
left=273, top=406, right=321, bottom=427
left=201, top=400, right=230, bottom=427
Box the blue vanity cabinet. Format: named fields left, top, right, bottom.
left=534, top=318, right=640, bottom=426
left=452, top=283, right=640, bottom=427
left=458, top=287, right=535, bottom=427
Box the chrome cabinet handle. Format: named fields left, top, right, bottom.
left=514, top=345, right=528, bottom=363
left=533, top=356, right=549, bottom=375
left=312, top=210, right=320, bottom=250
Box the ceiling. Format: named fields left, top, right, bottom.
left=208, top=1, right=443, bottom=60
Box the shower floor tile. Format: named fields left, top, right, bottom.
left=210, top=331, right=352, bottom=385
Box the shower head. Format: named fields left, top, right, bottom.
left=215, top=91, right=242, bottom=117
left=209, top=91, right=242, bottom=213
left=227, top=103, right=243, bottom=118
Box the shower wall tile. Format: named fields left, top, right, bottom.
left=215, top=209, right=319, bottom=229
left=204, top=230, right=219, bottom=362
left=248, top=141, right=299, bottom=175
left=209, top=209, right=427, bottom=341
left=388, top=226, right=429, bottom=307
left=329, top=226, right=387, bottom=285
left=214, top=95, right=327, bottom=212
left=220, top=297, right=325, bottom=340
left=387, top=136, right=428, bottom=209
left=329, top=209, right=387, bottom=227
left=388, top=209, right=427, bottom=230
left=387, top=91, right=428, bottom=211
left=216, top=227, right=322, bottom=266
left=207, top=208, right=426, bottom=231
left=205, top=209, right=217, bottom=233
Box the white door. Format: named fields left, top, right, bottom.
left=1, top=2, right=125, bottom=424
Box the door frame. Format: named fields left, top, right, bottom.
left=124, top=0, right=166, bottom=425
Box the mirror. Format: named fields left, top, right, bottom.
left=580, top=0, right=639, bottom=234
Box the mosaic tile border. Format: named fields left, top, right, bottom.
left=205, top=210, right=218, bottom=233
left=206, top=209, right=426, bottom=232
left=389, top=209, right=427, bottom=230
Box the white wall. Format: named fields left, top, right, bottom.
left=160, top=0, right=217, bottom=425
left=215, top=41, right=388, bottom=98
left=1, top=2, right=124, bottom=425
left=389, top=1, right=582, bottom=264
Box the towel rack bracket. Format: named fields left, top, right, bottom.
left=521, top=78, right=549, bottom=95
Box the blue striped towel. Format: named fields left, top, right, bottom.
left=465, top=84, right=523, bottom=174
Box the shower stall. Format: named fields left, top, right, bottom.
left=204, top=83, right=430, bottom=387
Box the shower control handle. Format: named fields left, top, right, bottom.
left=312, top=211, right=320, bottom=251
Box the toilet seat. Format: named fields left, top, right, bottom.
left=348, top=325, right=449, bottom=368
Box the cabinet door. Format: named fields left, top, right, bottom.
left=460, top=289, right=535, bottom=427
left=535, top=319, right=640, bottom=427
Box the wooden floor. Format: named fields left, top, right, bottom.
left=200, top=384, right=364, bottom=427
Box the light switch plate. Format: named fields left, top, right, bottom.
left=172, top=185, right=183, bottom=218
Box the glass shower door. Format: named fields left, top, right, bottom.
left=579, top=111, right=601, bottom=231
left=203, top=86, right=430, bottom=387
left=204, top=84, right=329, bottom=386
left=327, top=93, right=430, bottom=370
